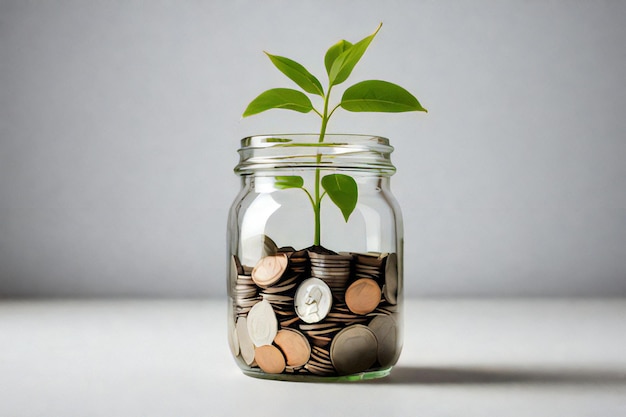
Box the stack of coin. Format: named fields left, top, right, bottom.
left=325, top=302, right=370, bottom=326
left=298, top=321, right=341, bottom=348
left=279, top=248, right=309, bottom=275
left=259, top=250, right=308, bottom=327
left=261, top=278, right=298, bottom=327
left=232, top=254, right=260, bottom=317
left=230, top=242, right=402, bottom=378
left=308, top=249, right=352, bottom=301
left=353, top=252, right=386, bottom=285
left=353, top=252, right=398, bottom=306
left=304, top=345, right=336, bottom=376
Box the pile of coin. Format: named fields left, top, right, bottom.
left=229, top=242, right=400, bottom=377
left=231, top=255, right=259, bottom=317
left=308, top=249, right=352, bottom=301
left=258, top=249, right=308, bottom=328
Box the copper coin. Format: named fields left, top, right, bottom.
left=330, top=324, right=378, bottom=375
left=251, top=254, right=288, bottom=287
left=274, top=328, right=311, bottom=367
left=254, top=345, right=286, bottom=374
left=345, top=278, right=381, bottom=315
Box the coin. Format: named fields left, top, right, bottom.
left=251, top=254, right=288, bottom=287
left=294, top=278, right=333, bottom=324
left=254, top=345, right=286, bottom=374
left=368, top=314, right=399, bottom=367
left=235, top=317, right=255, bottom=365
left=345, top=278, right=381, bottom=315
left=230, top=255, right=241, bottom=293
left=306, top=345, right=335, bottom=375
left=247, top=299, right=278, bottom=347
left=383, top=253, right=398, bottom=305
left=274, top=328, right=311, bottom=367
left=330, top=324, right=378, bottom=375
left=279, top=316, right=300, bottom=328
left=354, top=252, right=384, bottom=267
left=228, top=324, right=240, bottom=357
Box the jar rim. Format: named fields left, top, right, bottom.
left=240, top=134, right=392, bottom=150
left=235, top=134, right=396, bottom=176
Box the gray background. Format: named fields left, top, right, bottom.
left=1, top=0, right=625, bottom=298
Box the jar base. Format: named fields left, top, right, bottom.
left=241, top=367, right=392, bottom=382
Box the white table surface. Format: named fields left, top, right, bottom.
left=1, top=298, right=625, bottom=417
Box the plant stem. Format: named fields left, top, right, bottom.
left=313, top=86, right=332, bottom=246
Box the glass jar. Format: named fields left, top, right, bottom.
left=227, top=134, right=403, bottom=381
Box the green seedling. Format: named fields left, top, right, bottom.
left=243, top=23, right=427, bottom=245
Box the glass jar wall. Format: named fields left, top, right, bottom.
left=227, top=134, right=404, bottom=381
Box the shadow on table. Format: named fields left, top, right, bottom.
left=365, top=365, right=626, bottom=386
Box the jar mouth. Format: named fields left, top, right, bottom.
left=235, top=134, right=396, bottom=176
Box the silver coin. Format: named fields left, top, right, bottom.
left=235, top=317, right=255, bottom=365
left=228, top=324, right=240, bottom=357
left=294, top=278, right=333, bottom=324
left=330, top=324, right=378, bottom=375
left=246, top=299, right=278, bottom=347
left=368, top=314, right=400, bottom=367
left=383, top=253, right=398, bottom=305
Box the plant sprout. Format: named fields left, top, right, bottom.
left=243, top=23, right=427, bottom=246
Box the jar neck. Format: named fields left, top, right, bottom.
left=234, top=134, right=396, bottom=177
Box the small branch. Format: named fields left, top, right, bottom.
left=301, top=187, right=316, bottom=211
left=327, top=104, right=342, bottom=120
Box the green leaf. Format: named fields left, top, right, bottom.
left=265, top=52, right=324, bottom=96
left=274, top=176, right=304, bottom=189
left=340, top=80, right=428, bottom=112
left=321, top=174, right=358, bottom=222
left=324, top=40, right=353, bottom=76
left=242, top=88, right=314, bottom=117
left=328, top=23, right=382, bottom=86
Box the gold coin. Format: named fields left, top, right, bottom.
left=254, top=345, right=286, bottom=374
left=330, top=324, right=378, bottom=375
left=251, top=254, right=288, bottom=287
left=274, top=329, right=311, bottom=367
left=345, top=278, right=381, bottom=315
